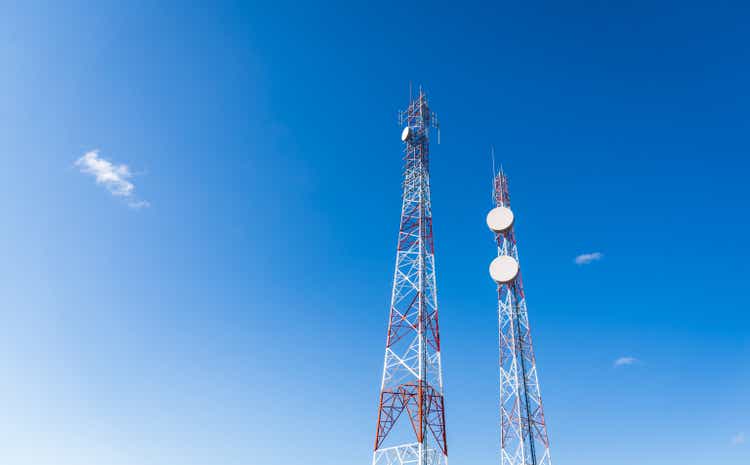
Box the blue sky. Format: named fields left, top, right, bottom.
left=1, top=1, right=749, bottom=464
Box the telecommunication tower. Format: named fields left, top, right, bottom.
left=486, top=168, right=552, bottom=465
left=372, top=89, right=447, bottom=465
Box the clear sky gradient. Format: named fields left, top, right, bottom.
left=1, top=2, right=748, bottom=464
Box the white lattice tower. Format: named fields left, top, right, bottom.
left=372, top=89, right=447, bottom=465
left=489, top=168, right=552, bottom=465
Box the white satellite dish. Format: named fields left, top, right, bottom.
left=486, top=206, right=514, bottom=233
left=401, top=126, right=412, bottom=142
left=489, top=255, right=519, bottom=284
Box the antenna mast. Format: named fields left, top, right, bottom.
left=486, top=168, right=553, bottom=465
left=371, top=88, right=448, bottom=465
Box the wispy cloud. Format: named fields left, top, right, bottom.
left=731, top=432, right=745, bottom=446
left=574, top=252, right=603, bottom=265
left=614, top=356, right=638, bottom=367
left=75, top=150, right=149, bottom=209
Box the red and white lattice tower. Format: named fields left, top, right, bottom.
left=486, top=167, right=552, bottom=465
left=372, top=89, right=447, bottom=465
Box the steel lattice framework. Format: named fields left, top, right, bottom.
left=372, top=89, right=447, bottom=465
left=492, top=169, right=552, bottom=465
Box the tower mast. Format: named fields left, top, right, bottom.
left=487, top=168, right=552, bottom=465
left=372, top=89, right=447, bottom=465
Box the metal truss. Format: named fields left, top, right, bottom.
left=492, top=170, right=552, bottom=465
left=373, top=443, right=441, bottom=465
left=373, top=89, right=447, bottom=465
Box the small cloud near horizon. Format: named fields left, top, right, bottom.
left=731, top=432, right=745, bottom=446
left=574, top=252, right=603, bottom=265
left=614, top=356, right=638, bottom=367
left=75, top=150, right=149, bottom=209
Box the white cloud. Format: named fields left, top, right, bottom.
left=614, top=356, right=637, bottom=367
left=731, top=432, right=745, bottom=446
left=75, top=150, right=149, bottom=209
left=574, top=252, right=603, bottom=265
